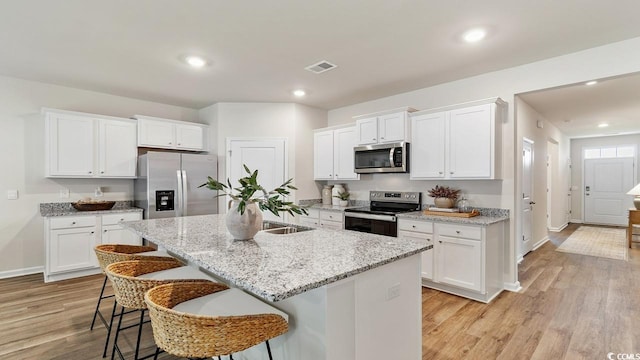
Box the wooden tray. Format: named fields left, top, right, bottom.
left=423, top=209, right=479, bottom=218
left=72, top=201, right=116, bottom=211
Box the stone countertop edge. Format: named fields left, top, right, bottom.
left=122, top=214, right=432, bottom=303
left=137, top=228, right=433, bottom=302
left=40, top=201, right=143, bottom=217
left=397, top=211, right=509, bottom=225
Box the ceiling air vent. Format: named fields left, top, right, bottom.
left=305, top=60, right=337, bottom=74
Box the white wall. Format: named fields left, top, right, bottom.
left=516, top=98, right=570, bottom=247
left=570, top=134, right=640, bottom=221
left=0, top=75, right=199, bottom=275
left=327, top=36, right=640, bottom=288
left=198, top=102, right=327, bottom=212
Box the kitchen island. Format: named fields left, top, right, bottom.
left=122, top=214, right=430, bottom=360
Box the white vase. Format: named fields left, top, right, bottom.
left=332, top=184, right=344, bottom=206
left=339, top=200, right=349, bottom=207
left=226, top=200, right=263, bottom=240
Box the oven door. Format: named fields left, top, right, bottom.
left=344, top=212, right=397, bottom=237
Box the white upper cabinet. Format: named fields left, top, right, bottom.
left=354, top=108, right=415, bottom=145
left=410, top=98, right=505, bottom=180
left=314, top=126, right=360, bottom=181
left=98, top=120, right=137, bottom=177
left=314, top=130, right=334, bottom=180
left=135, top=115, right=208, bottom=151
left=44, top=109, right=137, bottom=178
left=410, top=112, right=446, bottom=179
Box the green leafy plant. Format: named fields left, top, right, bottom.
left=199, top=165, right=308, bottom=217
left=427, top=185, right=460, bottom=200
left=333, top=191, right=350, bottom=201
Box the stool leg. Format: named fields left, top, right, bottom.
left=265, top=340, right=273, bottom=360
left=91, top=275, right=109, bottom=330
left=102, top=301, right=118, bottom=358
left=153, top=347, right=160, bottom=360
left=111, top=307, right=126, bottom=360
left=134, top=309, right=145, bottom=360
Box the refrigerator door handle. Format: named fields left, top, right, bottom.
left=176, top=170, right=183, bottom=217
left=181, top=170, right=188, bottom=216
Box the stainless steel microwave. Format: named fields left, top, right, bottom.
left=354, top=142, right=409, bottom=173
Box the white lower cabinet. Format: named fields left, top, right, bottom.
left=398, top=219, right=434, bottom=280
left=299, top=208, right=343, bottom=230
left=398, top=218, right=505, bottom=303
left=44, top=212, right=142, bottom=282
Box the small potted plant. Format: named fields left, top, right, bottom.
left=200, top=165, right=308, bottom=240
left=333, top=190, right=350, bottom=207
left=428, top=185, right=460, bottom=209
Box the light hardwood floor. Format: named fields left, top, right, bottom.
left=1, top=224, right=638, bottom=359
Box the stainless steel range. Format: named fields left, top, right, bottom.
left=344, top=191, right=421, bottom=237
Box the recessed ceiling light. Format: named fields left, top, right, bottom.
left=598, top=123, right=609, bottom=128
left=185, top=56, right=207, bottom=68
left=293, top=89, right=306, bottom=97
left=462, top=28, right=486, bottom=43
left=585, top=80, right=598, bottom=86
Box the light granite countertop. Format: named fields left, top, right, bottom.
left=307, top=203, right=359, bottom=212
left=397, top=210, right=509, bottom=226
left=121, top=214, right=431, bottom=302
left=40, top=201, right=143, bottom=217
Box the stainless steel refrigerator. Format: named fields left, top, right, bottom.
left=134, top=152, right=218, bottom=219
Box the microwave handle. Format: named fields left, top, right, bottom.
left=389, top=148, right=395, bottom=168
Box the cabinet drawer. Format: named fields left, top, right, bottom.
left=438, top=224, right=482, bottom=240
left=305, top=208, right=320, bottom=219
left=320, top=211, right=342, bottom=222
left=320, top=220, right=343, bottom=230
left=49, top=216, right=97, bottom=230
left=398, top=219, right=433, bottom=233
left=102, top=212, right=142, bottom=226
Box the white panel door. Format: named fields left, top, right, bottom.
left=228, top=139, right=286, bottom=221
left=314, top=130, right=334, bottom=180
left=377, top=112, right=406, bottom=143
left=410, top=112, right=446, bottom=179
left=176, top=124, right=204, bottom=150
left=448, top=104, right=492, bottom=178
left=47, top=114, right=95, bottom=177
left=520, top=139, right=534, bottom=258
left=584, top=158, right=634, bottom=225
left=333, top=127, right=359, bottom=180
left=356, top=117, right=378, bottom=145
left=98, top=119, right=137, bottom=177
left=138, top=118, right=175, bottom=148
left=435, top=236, right=482, bottom=292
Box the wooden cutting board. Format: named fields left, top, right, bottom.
left=422, top=209, right=480, bottom=218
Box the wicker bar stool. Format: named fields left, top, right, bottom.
left=145, top=281, right=289, bottom=360
left=93, top=244, right=176, bottom=358
left=105, top=260, right=221, bottom=360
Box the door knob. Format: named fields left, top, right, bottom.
left=529, top=201, right=536, bottom=205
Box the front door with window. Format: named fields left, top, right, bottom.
left=584, top=157, right=634, bottom=225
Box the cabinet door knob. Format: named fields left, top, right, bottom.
left=71, top=221, right=76, bottom=225
left=438, top=240, right=442, bottom=243
left=427, top=238, right=431, bottom=242
left=88, top=171, right=93, bottom=174
left=439, top=172, right=443, bottom=174
left=372, top=138, right=376, bottom=141
left=412, top=225, right=416, bottom=228
left=168, top=142, right=172, bottom=145
left=456, top=230, right=461, bottom=234
left=450, top=171, right=454, bottom=174
left=100, top=171, right=105, bottom=174
left=177, top=143, right=181, bottom=146
left=120, top=218, right=124, bottom=221
left=103, top=229, right=107, bottom=233
left=381, top=137, right=385, bottom=139
left=90, top=231, right=94, bottom=234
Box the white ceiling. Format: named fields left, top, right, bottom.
left=1, top=1, right=640, bottom=110
left=518, top=72, right=640, bottom=138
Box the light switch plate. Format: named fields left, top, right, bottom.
left=59, top=188, right=70, bottom=198
left=7, top=189, right=18, bottom=200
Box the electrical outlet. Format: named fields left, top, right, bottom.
left=387, top=283, right=401, bottom=300
left=7, top=190, right=18, bottom=200
left=59, top=188, right=70, bottom=198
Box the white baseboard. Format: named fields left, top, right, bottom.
left=517, top=256, right=524, bottom=264
left=548, top=222, right=568, bottom=232
left=532, top=236, right=550, bottom=251
left=0, top=266, right=44, bottom=280
left=504, top=281, right=522, bottom=292
left=570, top=219, right=583, bottom=224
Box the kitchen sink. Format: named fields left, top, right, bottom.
left=261, top=220, right=313, bottom=235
